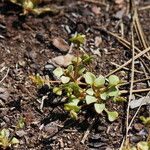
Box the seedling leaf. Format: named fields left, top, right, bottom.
left=94, top=75, right=105, bottom=87
left=108, top=75, right=120, bottom=86
left=53, top=87, right=62, bottom=95
left=83, top=72, right=96, bottom=85
left=60, top=76, right=70, bottom=84
left=11, top=137, right=19, bottom=144
left=70, top=34, right=85, bottom=45
left=53, top=67, right=63, bottom=78
left=86, top=88, right=94, bottom=95
left=94, top=103, right=105, bottom=114
left=106, top=110, right=118, bottom=122
left=86, top=95, right=97, bottom=104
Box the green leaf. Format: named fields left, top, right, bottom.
left=86, top=88, right=94, bottom=95
left=11, top=137, right=19, bottom=144
left=94, top=103, right=105, bottom=114
left=53, top=67, right=63, bottom=78
left=67, top=65, right=74, bottom=73
left=100, top=92, right=109, bottom=100
left=105, top=110, right=118, bottom=122
left=107, top=87, right=119, bottom=97
left=113, top=96, right=126, bottom=102
left=72, top=57, right=82, bottom=64
left=108, top=75, right=120, bottom=86
left=70, top=110, right=78, bottom=120
left=82, top=54, right=93, bottom=64
left=70, top=34, right=85, bottom=45
left=137, top=141, right=149, bottom=150
left=140, top=116, right=150, bottom=126
left=83, top=72, right=96, bottom=85
left=64, top=99, right=80, bottom=112
left=60, top=76, right=70, bottom=84
left=78, top=67, right=86, bottom=75
left=53, top=87, right=62, bottom=95
left=85, top=95, right=97, bottom=105
left=16, top=116, right=25, bottom=129
left=0, top=129, right=9, bottom=138
left=94, top=75, right=105, bottom=87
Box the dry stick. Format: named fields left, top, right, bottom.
left=120, top=77, right=150, bottom=86
left=125, top=18, right=135, bottom=140
left=106, top=46, right=150, bottom=77
left=81, top=0, right=107, bottom=6
left=111, top=62, right=144, bottom=74
left=138, top=5, right=150, bottom=11
left=106, top=30, right=150, bottom=61
left=121, top=88, right=150, bottom=94
left=134, top=8, right=149, bottom=49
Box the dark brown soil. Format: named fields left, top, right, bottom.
left=0, top=0, right=150, bottom=150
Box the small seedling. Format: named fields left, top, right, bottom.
left=0, top=128, right=19, bottom=149
left=31, top=34, right=126, bottom=121
left=8, top=0, right=58, bottom=15
left=16, top=116, right=25, bottom=129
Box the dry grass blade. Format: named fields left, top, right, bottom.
left=138, top=5, right=150, bottom=11
left=111, top=62, right=144, bottom=74
left=133, top=8, right=149, bottom=51
left=125, top=15, right=135, bottom=139
left=106, top=46, right=150, bottom=77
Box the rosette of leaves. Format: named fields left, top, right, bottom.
left=0, top=129, right=19, bottom=149
left=52, top=54, right=125, bottom=121
left=8, top=0, right=58, bottom=15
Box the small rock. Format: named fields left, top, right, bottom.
left=52, top=37, right=70, bottom=53
left=0, top=87, right=9, bottom=101
left=44, top=64, right=55, bottom=71
left=95, top=36, right=102, bottom=47
left=16, top=130, right=27, bottom=137
left=134, top=123, right=143, bottom=132
left=51, top=54, right=74, bottom=67
left=44, top=122, right=58, bottom=134
left=91, top=6, right=101, bottom=15
left=115, top=9, right=125, bottom=19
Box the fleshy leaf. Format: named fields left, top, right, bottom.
left=94, top=103, right=105, bottom=114
left=60, top=76, right=70, bottom=84
left=108, top=75, right=120, bottom=86
left=70, top=34, right=85, bottom=45
left=86, top=88, right=94, bottom=95
left=106, top=110, right=118, bottom=122
left=67, top=65, right=74, bottom=73
left=53, top=87, right=62, bottom=95
left=100, top=92, right=109, bottom=100
left=78, top=67, right=86, bottom=75
left=108, top=87, right=119, bottom=97
left=70, top=110, right=78, bottom=120
left=64, top=99, right=80, bottom=112
left=0, top=129, right=9, bottom=138
left=11, top=137, right=19, bottom=144
left=94, top=75, right=105, bottom=87
left=85, top=95, right=97, bottom=105
left=113, top=96, right=126, bottom=102
left=83, top=72, right=96, bottom=85
left=53, top=67, right=63, bottom=78
left=140, top=116, right=150, bottom=126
